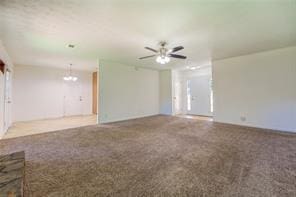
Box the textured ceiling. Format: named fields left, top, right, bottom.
left=0, top=0, right=295, bottom=71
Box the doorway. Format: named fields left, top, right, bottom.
left=92, top=72, right=98, bottom=115
left=63, top=81, right=83, bottom=116
left=4, top=67, right=98, bottom=139
left=187, top=75, right=213, bottom=117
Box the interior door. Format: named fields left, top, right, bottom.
left=64, top=81, right=83, bottom=116
left=4, top=69, right=12, bottom=131
left=188, top=75, right=212, bottom=116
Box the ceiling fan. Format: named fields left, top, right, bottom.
left=139, top=42, right=187, bottom=65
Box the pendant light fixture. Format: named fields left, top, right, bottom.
left=63, top=64, right=78, bottom=81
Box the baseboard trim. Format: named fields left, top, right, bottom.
left=213, top=120, right=296, bottom=134
left=99, top=114, right=159, bottom=124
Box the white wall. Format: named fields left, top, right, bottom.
left=99, top=61, right=159, bottom=123
left=213, top=46, right=296, bottom=132
left=0, top=40, right=14, bottom=138
left=159, top=70, right=173, bottom=115
left=13, top=65, right=93, bottom=122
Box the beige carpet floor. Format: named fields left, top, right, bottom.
left=0, top=115, right=295, bottom=196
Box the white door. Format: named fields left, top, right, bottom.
left=187, top=75, right=212, bottom=116
left=64, top=81, right=83, bottom=116
left=173, top=82, right=182, bottom=115
left=4, top=69, right=12, bottom=131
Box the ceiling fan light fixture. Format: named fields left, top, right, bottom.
left=156, top=56, right=170, bottom=64
left=140, top=42, right=185, bottom=65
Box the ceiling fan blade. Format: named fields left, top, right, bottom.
left=171, top=46, right=184, bottom=53
left=144, top=47, right=158, bottom=53
left=169, top=54, right=187, bottom=59
left=139, top=55, right=156, bottom=59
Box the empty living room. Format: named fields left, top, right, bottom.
left=0, top=0, right=295, bottom=196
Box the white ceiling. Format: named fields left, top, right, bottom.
left=0, top=0, right=295, bottom=71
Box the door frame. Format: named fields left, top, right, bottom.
left=185, top=75, right=213, bottom=117
left=4, top=67, right=12, bottom=131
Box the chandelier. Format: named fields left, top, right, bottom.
left=63, top=64, right=78, bottom=81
